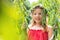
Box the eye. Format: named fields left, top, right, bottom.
left=34, top=13, right=36, bottom=15
left=39, top=13, right=41, bottom=15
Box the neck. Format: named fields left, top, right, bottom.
left=35, top=23, right=42, bottom=27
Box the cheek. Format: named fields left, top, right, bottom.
left=32, top=15, right=36, bottom=19
left=40, top=15, right=42, bottom=19
left=38, top=15, right=42, bottom=19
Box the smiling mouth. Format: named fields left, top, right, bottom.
left=36, top=18, right=41, bottom=19
left=36, top=18, right=41, bottom=20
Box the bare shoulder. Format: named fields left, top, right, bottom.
left=28, top=24, right=32, bottom=28
left=27, top=24, right=32, bottom=33
left=47, top=25, right=53, bottom=32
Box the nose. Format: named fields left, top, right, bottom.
left=36, top=14, right=40, bottom=17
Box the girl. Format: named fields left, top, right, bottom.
left=27, top=5, right=54, bottom=40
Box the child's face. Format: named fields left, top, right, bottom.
left=32, top=8, right=42, bottom=24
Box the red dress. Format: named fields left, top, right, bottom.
left=28, top=29, right=48, bottom=40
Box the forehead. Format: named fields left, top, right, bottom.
left=33, top=8, right=42, bottom=13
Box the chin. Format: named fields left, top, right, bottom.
left=36, top=21, right=40, bottom=23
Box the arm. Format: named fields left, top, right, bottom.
left=47, top=25, right=54, bottom=40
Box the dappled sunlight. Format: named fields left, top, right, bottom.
left=0, top=0, right=60, bottom=40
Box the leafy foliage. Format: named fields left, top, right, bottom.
left=0, top=0, right=60, bottom=40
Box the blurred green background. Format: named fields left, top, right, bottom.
left=0, top=0, right=60, bottom=40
